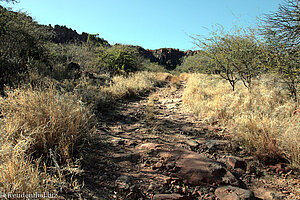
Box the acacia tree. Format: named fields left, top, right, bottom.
left=261, top=0, right=300, bottom=48
left=192, top=28, right=264, bottom=91
left=221, top=34, right=264, bottom=89
left=261, top=0, right=300, bottom=101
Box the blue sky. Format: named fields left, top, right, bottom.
left=4, top=0, right=283, bottom=50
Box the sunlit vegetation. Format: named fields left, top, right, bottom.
left=182, top=74, right=299, bottom=169
left=0, top=0, right=299, bottom=196
left=0, top=3, right=169, bottom=195
left=179, top=0, right=299, bottom=169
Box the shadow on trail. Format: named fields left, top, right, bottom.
left=74, top=93, right=157, bottom=199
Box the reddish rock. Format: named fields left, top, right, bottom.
left=153, top=194, right=191, bottom=200
left=227, top=156, right=247, bottom=170
left=138, top=145, right=239, bottom=186
left=174, top=150, right=239, bottom=186
left=269, top=163, right=287, bottom=174
left=215, top=186, right=255, bottom=200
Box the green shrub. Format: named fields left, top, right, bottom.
left=98, top=45, right=143, bottom=76
left=87, top=34, right=110, bottom=47
left=177, top=52, right=212, bottom=73
left=0, top=5, right=53, bottom=92
left=142, top=59, right=167, bottom=72
left=46, top=42, right=99, bottom=80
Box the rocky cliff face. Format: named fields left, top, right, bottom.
left=150, top=48, right=186, bottom=70
left=141, top=48, right=200, bottom=70
left=48, top=24, right=89, bottom=44
left=132, top=46, right=200, bottom=70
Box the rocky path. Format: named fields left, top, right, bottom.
left=76, top=82, right=300, bottom=200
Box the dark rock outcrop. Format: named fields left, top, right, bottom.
left=128, top=46, right=201, bottom=70
left=150, top=48, right=186, bottom=70
left=49, top=24, right=89, bottom=44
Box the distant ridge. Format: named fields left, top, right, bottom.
left=47, top=24, right=200, bottom=69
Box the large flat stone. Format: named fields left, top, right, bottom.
left=160, top=149, right=239, bottom=186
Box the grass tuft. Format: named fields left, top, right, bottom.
left=0, top=85, right=93, bottom=194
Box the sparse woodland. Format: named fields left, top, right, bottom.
left=0, top=0, right=299, bottom=199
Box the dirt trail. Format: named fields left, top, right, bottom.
left=75, top=82, right=300, bottom=200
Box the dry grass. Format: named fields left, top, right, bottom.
left=74, top=71, right=167, bottom=110
left=179, top=72, right=191, bottom=81
left=0, top=85, right=93, bottom=161
left=166, top=75, right=180, bottom=85
left=105, top=72, right=161, bottom=99
left=155, top=72, right=172, bottom=82
left=0, top=146, right=56, bottom=196
left=182, top=73, right=299, bottom=168
left=0, top=85, right=93, bottom=195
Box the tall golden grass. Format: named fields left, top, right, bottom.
left=74, top=71, right=168, bottom=110
left=182, top=74, right=299, bottom=168
left=0, top=85, right=93, bottom=195
left=105, top=71, right=162, bottom=98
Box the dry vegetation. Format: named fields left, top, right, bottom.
left=182, top=73, right=300, bottom=169
left=73, top=71, right=168, bottom=111
left=0, top=71, right=168, bottom=196
left=0, top=85, right=93, bottom=196
left=104, top=72, right=165, bottom=99
left=0, top=0, right=298, bottom=196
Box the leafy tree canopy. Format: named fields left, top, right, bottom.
left=192, top=27, right=264, bottom=90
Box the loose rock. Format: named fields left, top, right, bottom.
left=186, top=140, right=199, bottom=147
left=115, top=175, right=133, bottom=190
left=137, top=143, right=162, bottom=150
left=174, top=150, right=239, bottom=186
left=113, top=153, right=140, bottom=163
left=215, top=186, right=255, bottom=200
